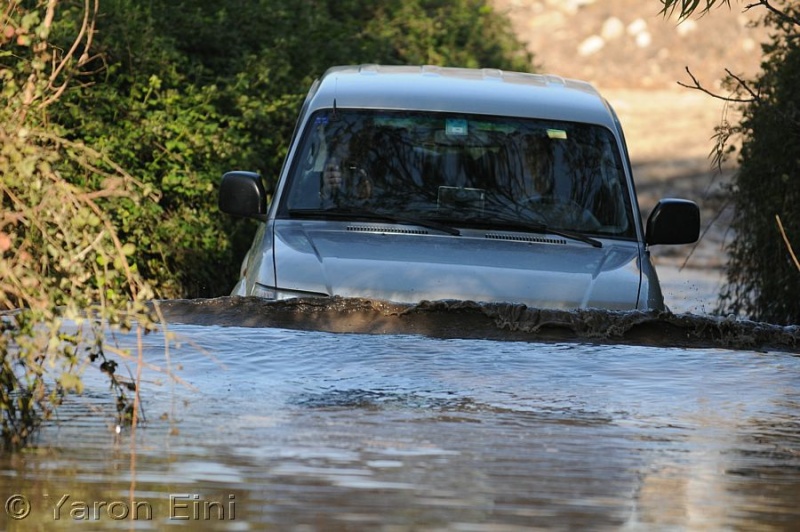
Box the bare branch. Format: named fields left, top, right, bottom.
left=42, top=0, right=57, bottom=28
left=776, top=214, right=800, bottom=272
left=82, top=0, right=100, bottom=65
left=43, top=0, right=96, bottom=110
left=677, top=66, right=758, bottom=103
left=47, top=0, right=86, bottom=85
left=724, top=68, right=760, bottom=100
left=2, top=1, right=18, bottom=28
left=745, top=0, right=800, bottom=27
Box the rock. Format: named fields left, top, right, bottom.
left=578, top=35, right=605, bottom=56
left=601, top=17, right=625, bottom=41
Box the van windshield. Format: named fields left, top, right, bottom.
left=279, top=110, right=636, bottom=238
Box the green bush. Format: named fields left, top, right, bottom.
left=662, top=1, right=800, bottom=324
left=50, top=0, right=533, bottom=299
left=717, top=5, right=800, bottom=324
left=1, top=1, right=155, bottom=449
left=1, top=0, right=532, bottom=448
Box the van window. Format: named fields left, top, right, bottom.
left=280, top=110, right=636, bottom=238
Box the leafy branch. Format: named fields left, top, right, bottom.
left=660, top=0, right=800, bottom=26
left=1, top=0, right=163, bottom=450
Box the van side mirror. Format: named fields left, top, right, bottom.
left=645, top=198, right=700, bottom=245
left=219, top=171, right=267, bottom=221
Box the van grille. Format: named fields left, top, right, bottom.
left=347, top=225, right=429, bottom=235
left=485, top=233, right=566, bottom=245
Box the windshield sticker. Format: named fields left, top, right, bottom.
left=446, top=119, right=468, bottom=136
left=547, top=129, right=568, bottom=140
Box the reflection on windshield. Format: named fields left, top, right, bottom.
left=280, top=110, right=635, bottom=238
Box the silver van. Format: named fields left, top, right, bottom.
left=219, top=65, right=699, bottom=310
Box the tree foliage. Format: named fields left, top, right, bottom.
left=662, top=0, right=800, bottom=324
left=661, top=0, right=800, bottom=25
left=1, top=0, right=155, bottom=449
left=49, top=0, right=534, bottom=299
left=717, top=4, right=800, bottom=324
left=660, top=0, right=732, bottom=18
left=1, top=0, right=532, bottom=448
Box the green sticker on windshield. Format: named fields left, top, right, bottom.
left=547, top=129, right=567, bottom=140
left=446, top=119, right=468, bottom=136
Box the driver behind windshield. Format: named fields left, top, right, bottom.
left=320, top=143, right=373, bottom=206
left=288, top=137, right=374, bottom=210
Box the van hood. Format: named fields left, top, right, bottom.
left=272, top=221, right=642, bottom=310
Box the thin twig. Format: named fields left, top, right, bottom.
left=41, top=0, right=100, bottom=110
left=745, top=0, right=800, bottom=27
left=724, top=68, right=760, bottom=100
left=677, top=67, right=758, bottom=103
left=680, top=195, right=733, bottom=270
left=70, top=229, right=107, bottom=263
left=128, top=324, right=143, bottom=524
left=775, top=214, right=800, bottom=272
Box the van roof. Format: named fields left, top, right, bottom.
left=307, top=65, right=619, bottom=129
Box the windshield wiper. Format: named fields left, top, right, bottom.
left=464, top=216, right=603, bottom=248
left=288, top=207, right=461, bottom=236
left=534, top=225, right=603, bottom=248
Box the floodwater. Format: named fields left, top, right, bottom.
left=1, top=295, right=799, bottom=530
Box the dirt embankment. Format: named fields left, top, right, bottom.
left=491, top=0, right=771, bottom=313
left=491, top=0, right=767, bottom=90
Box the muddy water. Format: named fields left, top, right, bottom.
left=2, top=298, right=799, bottom=530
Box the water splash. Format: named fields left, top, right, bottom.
left=156, top=296, right=800, bottom=353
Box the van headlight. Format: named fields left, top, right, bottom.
left=251, top=284, right=328, bottom=301
left=251, top=284, right=278, bottom=300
